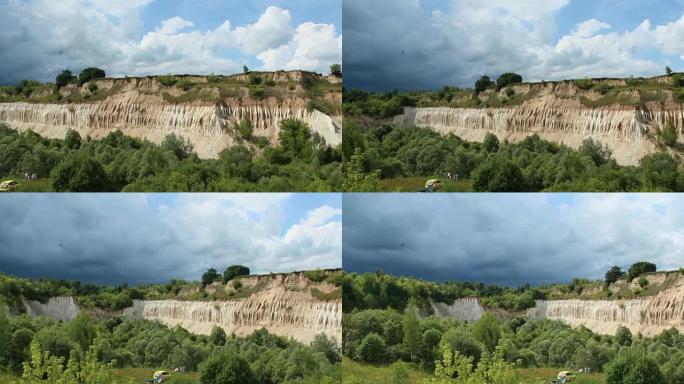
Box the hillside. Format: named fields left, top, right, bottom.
left=0, top=269, right=342, bottom=344
left=0, top=70, right=341, bottom=159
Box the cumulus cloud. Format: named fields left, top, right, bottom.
left=0, top=194, right=341, bottom=285
left=0, top=1, right=342, bottom=84
left=343, top=194, right=684, bottom=286
left=343, top=0, right=684, bottom=90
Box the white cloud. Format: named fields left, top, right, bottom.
left=573, top=19, right=612, bottom=38
left=0, top=1, right=341, bottom=83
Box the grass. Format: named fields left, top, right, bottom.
left=342, top=357, right=430, bottom=384
left=0, top=368, right=199, bottom=384
left=3, top=177, right=52, bottom=192
left=112, top=368, right=199, bottom=384
left=378, top=177, right=473, bottom=192
left=516, top=368, right=604, bottom=384
left=341, top=360, right=605, bottom=384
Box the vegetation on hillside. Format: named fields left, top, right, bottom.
left=0, top=119, right=342, bottom=192
left=343, top=270, right=683, bottom=384
left=0, top=308, right=340, bottom=384
left=342, top=120, right=684, bottom=192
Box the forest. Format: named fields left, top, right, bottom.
left=0, top=119, right=342, bottom=192
left=0, top=310, right=340, bottom=384
left=342, top=271, right=678, bottom=384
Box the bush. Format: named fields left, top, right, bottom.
left=56, top=69, right=76, bottom=89
left=357, top=333, right=386, bottom=363
left=474, top=75, right=494, bottom=93
left=496, top=73, right=523, bottom=90
left=659, top=122, right=678, bottom=147
left=159, top=75, right=178, bottom=87
left=575, top=78, right=594, bottom=90
left=79, top=67, right=106, bottom=86
left=628, top=262, right=656, bottom=281
left=637, top=276, right=648, bottom=288
left=199, top=349, right=256, bottom=384
left=605, top=348, right=663, bottom=384
left=50, top=153, right=110, bottom=192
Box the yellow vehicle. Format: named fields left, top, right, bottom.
left=150, top=371, right=171, bottom=383
left=0, top=180, right=17, bottom=192
left=423, top=179, right=443, bottom=192
left=557, top=371, right=576, bottom=383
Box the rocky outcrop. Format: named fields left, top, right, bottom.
left=527, top=279, right=684, bottom=336
left=0, top=71, right=341, bottom=158
left=431, top=297, right=484, bottom=322
left=394, top=80, right=684, bottom=165
left=123, top=271, right=342, bottom=345
left=25, top=296, right=79, bottom=321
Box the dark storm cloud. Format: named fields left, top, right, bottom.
left=343, top=194, right=684, bottom=286
left=0, top=194, right=341, bottom=286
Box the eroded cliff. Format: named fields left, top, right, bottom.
left=527, top=275, right=684, bottom=336
left=431, top=297, right=484, bottom=322
left=123, top=271, right=342, bottom=345
left=395, top=77, right=684, bottom=165
left=24, top=296, right=79, bottom=321
left=0, top=71, right=341, bottom=158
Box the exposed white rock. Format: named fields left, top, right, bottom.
left=24, top=296, right=79, bottom=321
left=431, top=298, right=484, bottom=322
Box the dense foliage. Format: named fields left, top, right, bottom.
left=0, top=307, right=340, bottom=383
left=343, top=121, right=684, bottom=192
left=0, top=120, right=342, bottom=192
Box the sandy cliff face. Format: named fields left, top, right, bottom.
left=527, top=278, right=684, bottom=336
left=25, top=296, right=79, bottom=321
left=124, top=272, right=342, bottom=345
left=0, top=72, right=341, bottom=158
left=395, top=81, right=684, bottom=165
left=431, top=297, right=484, bottom=322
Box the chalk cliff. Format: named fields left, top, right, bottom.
left=24, top=296, right=80, bottom=321
left=0, top=71, right=341, bottom=158
left=527, top=275, right=684, bottom=336
left=395, top=77, right=684, bottom=165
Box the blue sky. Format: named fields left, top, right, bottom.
left=344, top=0, right=684, bottom=90
left=344, top=193, right=684, bottom=286
left=0, top=193, right=342, bottom=285
left=0, top=0, right=342, bottom=84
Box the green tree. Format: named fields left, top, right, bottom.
left=243, top=65, right=249, bottom=73
left=330, top=64, right=342, bottom=77
left=402, top=300, right=421, bottom=361
left=473, top=313, right=501, bottom=354
left=472, top=156, right=524, bottom=192
left=666, top=66, right=673, bottom=76
left=496, top=73, right=523, bottom=90
left=209, top=326, right=226, bottom=346
left=605, top=348, right=663, bottom=384
left=56, top=69, right=76, bottom=89
left=605, top=266, right=625, bottom=287
left=343, top=148, right=380, bottom=192
left=200, top=349, right=256, bottom=384
left=64, top=129, right=82, bottom=150
left=579, top=138, right=612, bottom=166
left=311, top=333, right=341, bottom=364
left=391, top=361, right=410, bottom=384
left=659, top=122, right=678, bottom=147
left=50, top=153, right=110, bottom=192
left=67, top=313, right=97, bottom=352
left=356, top=333, right=386, bottom=363
left=222, top=265, right=250, bottom=283
left=162, top=134, right=194, bottom=160
left=78, top=67, right=106, bottom=86
left=627, top=261, right=656, bottom=281
left=234, top=119, right=254, bottom=140
left=474, top=75, right=494, bottom=94
left=483, top=133, right=499, bottom=153
left=201, top=268, right=221, bottom=287
left=616, top=326, right=633, bottom=346
left=279, top=119, right=312, bottom=158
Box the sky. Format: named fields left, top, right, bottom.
left=344, top=0, right=684, bottom=90
left=0, top=193, right=341, bottom=285
left=0, top=0, right=342, bottom=84
left=343, top=193, right=684, bottom=287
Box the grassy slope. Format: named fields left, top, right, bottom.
left=341, top=358, right=605, bottom=384
left=342, top=357, right=430, bottom=384
left=0, top=368, right=199, bottom=384
left=379, top=177, right=473, bottom=192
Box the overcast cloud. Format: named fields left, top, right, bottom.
left=0, top=194, right=341, bottom=285
left=343, top=194, right=684, bottom=286
left=0, top=0, right=342, bottom=84
left=343, top=0, right=684, bottom=90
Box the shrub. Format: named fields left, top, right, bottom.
left=637, top=276, right=648, bottom=288
left=605, top=348, right=663, bottom=384
left=356, top=333, right=386, bottom=363
left=87, top=82, right=98, bottom=93
left=658, top=122, right=678, bottom=147
left=199, top=349, right=256, bottom=384
left=159, top=75, right=177, bottom=87
left=79, top=67, right=106, bottom=86
left=575, top=78, right=594, bottom=90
